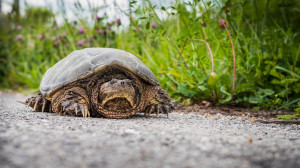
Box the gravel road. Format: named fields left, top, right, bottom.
left=1, top=92, right=300, bottom=168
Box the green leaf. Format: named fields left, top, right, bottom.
left=176, top=83, right=197, bottom=97
left=248, top=96, right=260, bottom=104
left=277, top=98, right=300, bottom=110
left=275, top=66, right=300, bottom=79
left=207, top=1, right=212, bottom=6
left=258, top=88, right=274, bottom=97
left=234, top=83, right=256, bottom=93
left=129, top=0, right=137, bottom=5
left=269, top=68, right=282, bottom=79
left=220, top=86, right=232, bottom=103
left=280, top=78, right=298, bottom=85
left=277, top=113, right=300, bottom=120
left=198, top=85, right=207, bottom=91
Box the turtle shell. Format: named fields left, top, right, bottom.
left=40, top=48, right=159, bottom=97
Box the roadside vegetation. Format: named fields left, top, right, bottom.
left=0, top=0, right=299, bottom=119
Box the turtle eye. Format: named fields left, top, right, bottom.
left=110, top=81, right=116, bottom=85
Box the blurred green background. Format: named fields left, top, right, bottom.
left=0, top=0, right=300, bottom=116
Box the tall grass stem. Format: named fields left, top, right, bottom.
left=188, top=38, right=214, bottom=72
left=212, top=11, right=236, bottom=94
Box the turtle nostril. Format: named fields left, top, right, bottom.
left=120, top=81, right=125, bottom=85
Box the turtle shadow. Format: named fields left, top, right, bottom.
left=130, top=113, right=169, bottom=119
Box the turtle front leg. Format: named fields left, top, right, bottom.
left=52, top=87, right=90, bottom=117
left=144, top=88, right=175, bottom=117
left=25, top=93, right=51, bottom=112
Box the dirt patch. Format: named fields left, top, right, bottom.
left=175, top=101, right=300, bottom=124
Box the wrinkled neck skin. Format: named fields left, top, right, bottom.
left=90, top=66, right=143, bottom=118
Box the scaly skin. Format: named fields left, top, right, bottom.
left=144, top=87, right=175, bottom=118
left=51, top=87, right=90, bottom=117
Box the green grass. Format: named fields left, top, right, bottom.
left=1, top=0, right=300, bottom=117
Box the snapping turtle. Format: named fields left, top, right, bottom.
left=25, top=48, right=174, bottom=118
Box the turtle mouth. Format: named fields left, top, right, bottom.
left=101, top=92, right=135, bottom=109
left=103, top=97, right=133, bottom=113
left=99, top=79, right=137, bottom=112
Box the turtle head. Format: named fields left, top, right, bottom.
left=99, top=78, right=137, bottom=112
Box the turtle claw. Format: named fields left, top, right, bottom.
left=144, top=88, right=174, bottom=118
left=33, top=97, right=39, bottom=111
left=75, top=107, right=78, bottom=115
left=17, top=101, right=27, bottom=105
left=145, top=104, right=169, bottom=118
left=156, top=105, right=161, bottom=118
left=41, top=98, right=47, bottom=112
left=80, top=105, right=89, bottom=118
left=25, top=93, right=51, bottom=112
left=26, top=98, right=33, bottom=108
left=61, top=100, right=90, bottom=118
left=80, top=106, right=85, bottom=117
left=52, top=87, right=89, bottom=117
left=144, top=104, right=156, bottom=117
